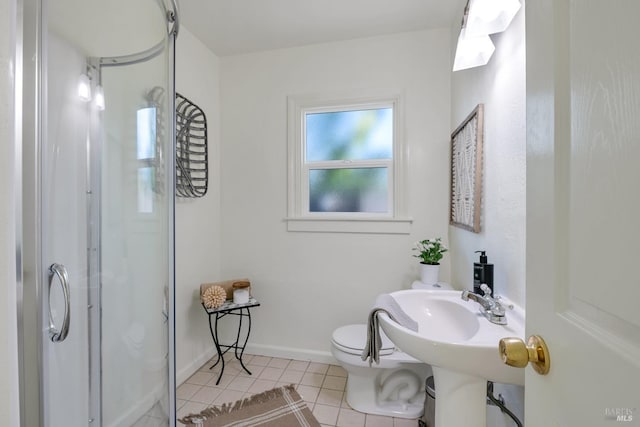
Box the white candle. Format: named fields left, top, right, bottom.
left=233, top=288, right=249, bottom=304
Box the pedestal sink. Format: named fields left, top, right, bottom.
left=378, top=289, right=524, bottom=427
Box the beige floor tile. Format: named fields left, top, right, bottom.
left=267, top=357, right=291, bottom=368
left=327, top=365, right=348, bottom=377
left=307, top=362, right=330, bottom=374
left=189, top=386, right=222, bottom=404
left=341, top=394, right=352, bottom=409
left=248, top=379, right=277, bottom=394
left=288, top=360, right=310, bottom=371
left=393, top=417, right=419, bottom=427
left=186, top=371, right=216, bottom=386
left=249, top=355, right=272, bottom=366
left=176, top=383, right=201, bottom=400
left=279, top=369, right=304, bottom=384
left=212, top=389, right=245, bottom=406
left=337, top=408, right=366, bottom=427
left=301, top=372, right=325, bottom=387
left=237, top=364, right=264, bottom=377
left=178, top=355, right=400, bottom=427
left=365, top=414, right=394, bottom=427
left=176, top=401, right=208, bottom=419
left=296, top=384, right=321, bottom=403
left=206, top=372, right=234, bottom=388
left=313, top=403, right=340, bottom=425
left=258, top=367, right=284, bottom=381
left=198, top=358, right=217, bottom=372
left=316, top=388, right=343, bottom=407
left=323, top=375, right=347, bottom=391
left=226, top=375, right=255, bottom=392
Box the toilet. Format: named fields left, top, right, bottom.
left=330, top=281, right=451, bottom=418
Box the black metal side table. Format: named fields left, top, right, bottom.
left=202, top=297, right=260, bottom=385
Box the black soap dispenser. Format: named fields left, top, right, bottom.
left=473, top=251, right=494, bottom=294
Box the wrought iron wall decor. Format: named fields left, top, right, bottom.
left=176, top=93, right=208, bottom=198
left=450, top=104, right=483, bottom=233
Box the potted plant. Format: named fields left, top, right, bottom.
left=413, top=238, right=447, bottom=285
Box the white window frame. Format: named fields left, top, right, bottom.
left=286, top=90, right=412, bottom=234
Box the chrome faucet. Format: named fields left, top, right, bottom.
left=461, top=284, right=509, bottom=325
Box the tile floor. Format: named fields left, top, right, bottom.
left=177, top=354, right=420, bottom=427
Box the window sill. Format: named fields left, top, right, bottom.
left=284, top=217, right=413, bottom=234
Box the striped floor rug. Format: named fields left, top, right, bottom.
left=178, top=384, right=321, bottom=427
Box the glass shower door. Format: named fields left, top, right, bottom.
left=99, top=48, right=173, bottom=427
left=41, top=30, right=92, bottom=425
left=40, top=1, right=176, bottom=425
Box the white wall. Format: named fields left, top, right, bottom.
left=0, top=0, right=19, bottom=425
left=449, top=5, right=526, bottom=424
left=175, top=27, right=222, bottom=382
left=219, top=30, right=452, bottom=361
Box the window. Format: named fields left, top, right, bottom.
left=287, top=91, right=411, bottom=233
left=136, top=107, right=157, bottom=213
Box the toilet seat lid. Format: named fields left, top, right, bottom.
left=332, top=324, right=395, bottom=356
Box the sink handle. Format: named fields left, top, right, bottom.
left=480, top=284, right=492, bottom=296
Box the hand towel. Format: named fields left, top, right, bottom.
left=361, top=294, right=418, bottom=365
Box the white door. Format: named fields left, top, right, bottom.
left=526, top=1, right=640, bottom=426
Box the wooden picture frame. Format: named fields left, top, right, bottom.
left=450, top=104, right=483, bottom=233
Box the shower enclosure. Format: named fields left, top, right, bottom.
left=19, top=0, right=178, bottom=425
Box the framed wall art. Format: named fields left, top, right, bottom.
left=450, top=104, right=483, bottom=233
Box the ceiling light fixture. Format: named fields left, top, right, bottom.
left=94, top=85, right=105, bottom=111
left=452, top=0, right=520, bottom=72
left=453, top=29, right=496, bottom=72
left=78, top=73, right=91, bottom=102
left=465, top=0, right=521, bottom=37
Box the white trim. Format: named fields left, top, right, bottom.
left=176, top=343, right=338, bottom=385
left=244, top=343, right=338, bottom=365
left=176, top=344, right=216, bottom=386
left=285, top=217, right=412, bottom=234
left=287, top=89, right=409, bottom=233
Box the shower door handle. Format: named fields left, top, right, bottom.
left=48, top=263, right=71, bottom=342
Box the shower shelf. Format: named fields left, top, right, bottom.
left=176, top=93, right=208, bottom=198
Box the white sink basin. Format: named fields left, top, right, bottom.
left=378, top=289, right=525, bottom=427
left=379, top=289, right=524, bottom=385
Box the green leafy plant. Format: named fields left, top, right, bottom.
left=413, top=238, right=448, bottom=265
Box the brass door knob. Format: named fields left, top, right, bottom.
left=499, top=335, right=550, bottom=375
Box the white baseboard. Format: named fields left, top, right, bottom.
left=176, top=345, right=215, bottom=385
left=176, top=344, right=338, bottom=387
left=243, top=343, right=338, bottom=365
left=105, top=381, right=166, bottom=427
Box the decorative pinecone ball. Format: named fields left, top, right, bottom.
left=203, top=285, right=226, bottom=309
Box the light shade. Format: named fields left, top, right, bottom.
left=453, top=29, right=496, bottom=71
left=465, top=0, right=521, bottom=37
left=78, top=73, right=91, bottom=102
left=94, top=85, right=105, bottom=110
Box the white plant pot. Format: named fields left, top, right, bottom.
left=420, top=263, right=440, bottom=285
